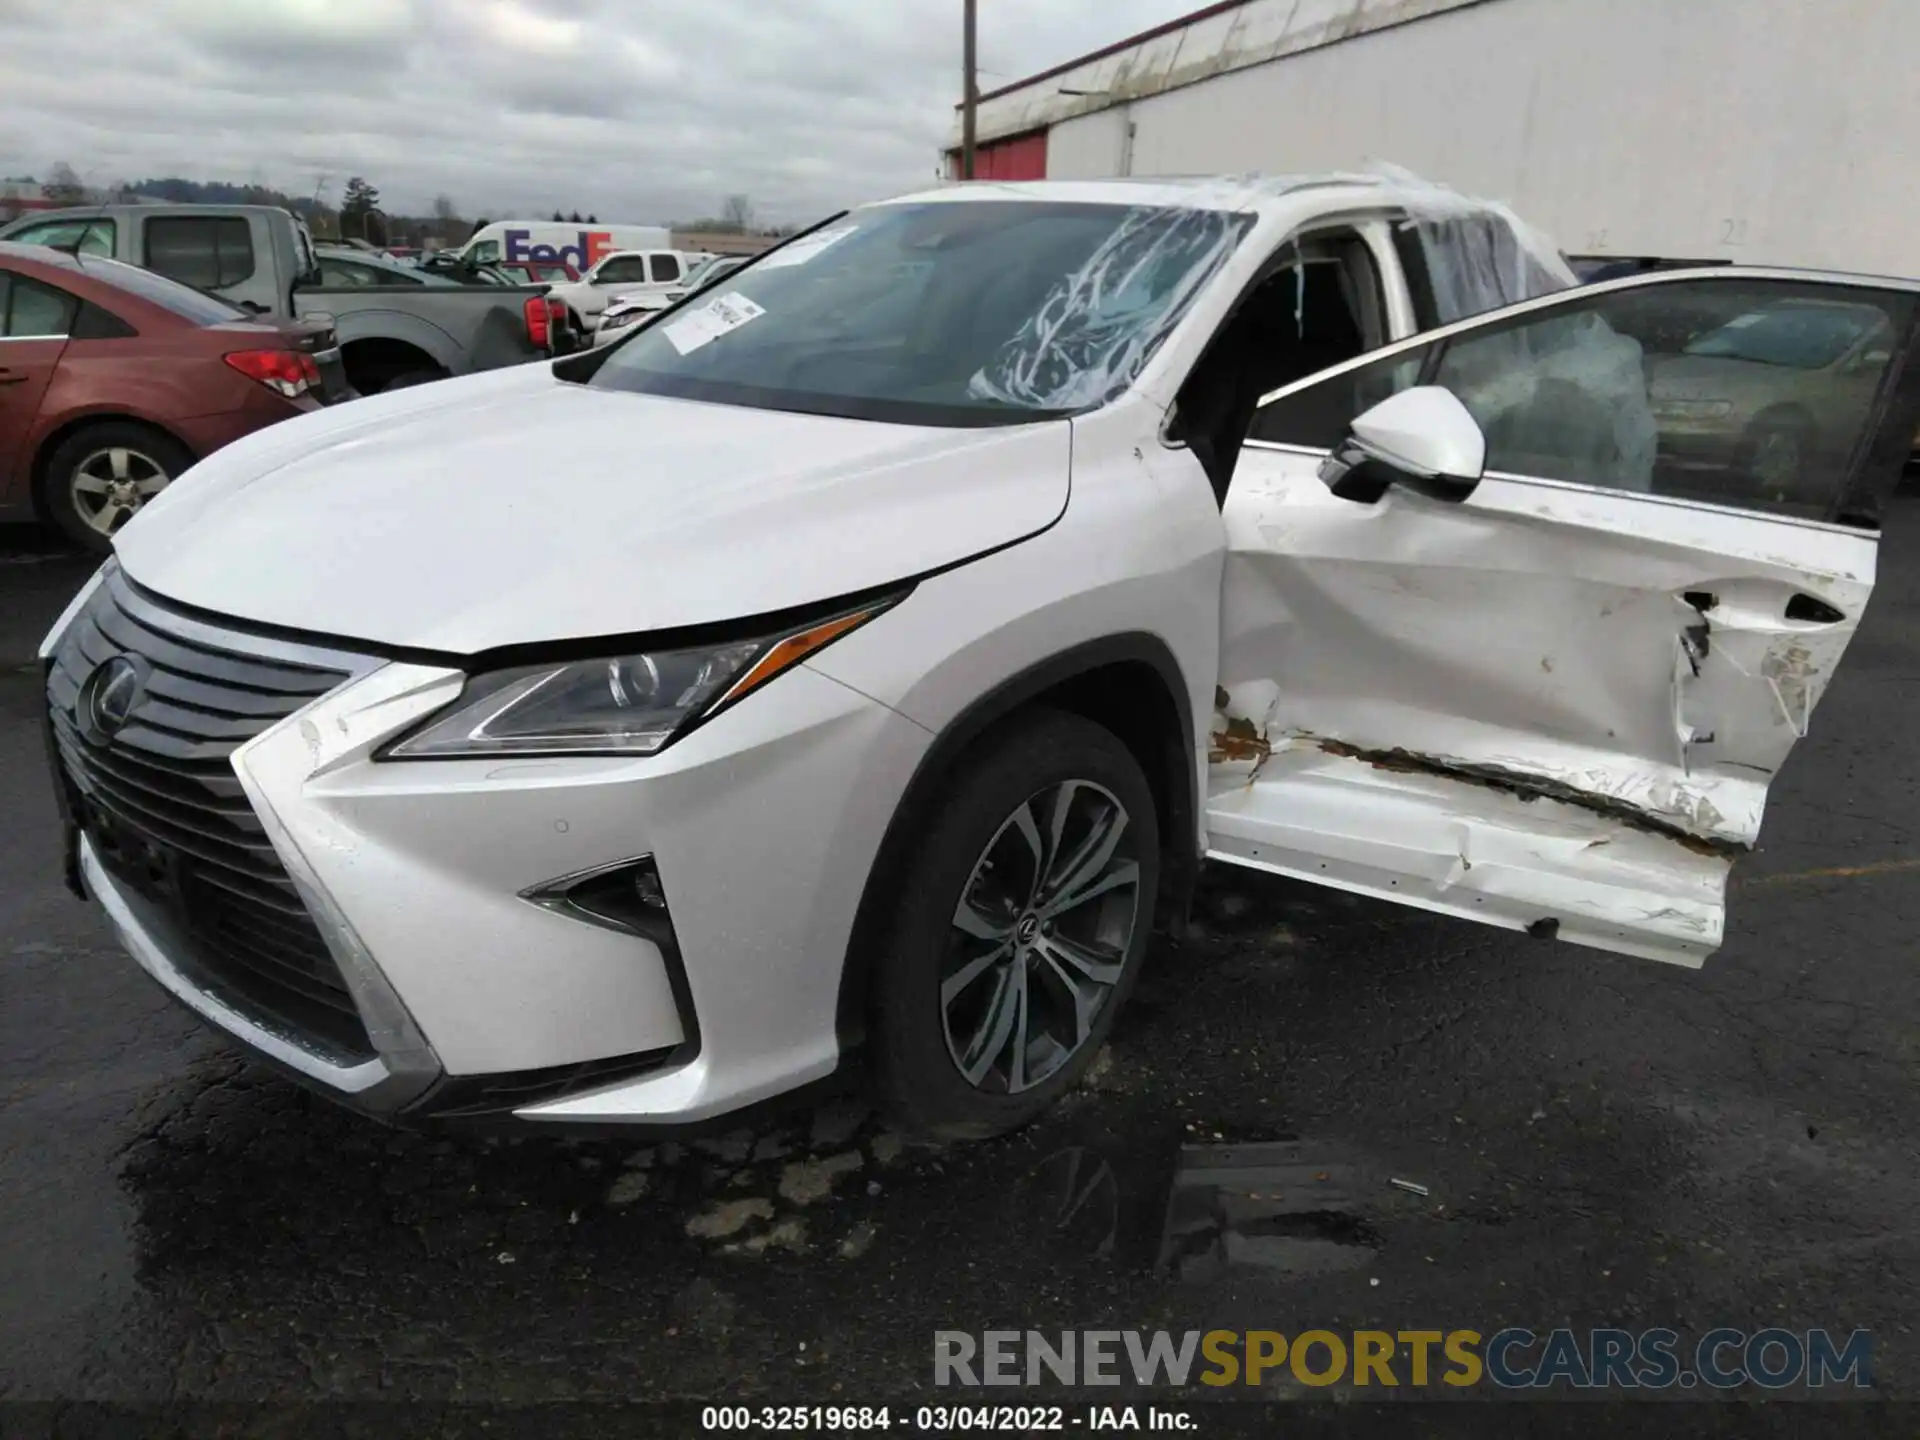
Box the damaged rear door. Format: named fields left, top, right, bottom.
left=1208, top=269, right=1920, bottom=964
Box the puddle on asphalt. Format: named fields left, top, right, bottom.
left=109, top=861, right=1446, bottom=1394
left=1159, top=1139, right=1384, bottom=1282
left=123, top=1057, right=1403, bottom=1287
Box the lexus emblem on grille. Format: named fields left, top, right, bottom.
left=79, top=655, right=145, bottom=743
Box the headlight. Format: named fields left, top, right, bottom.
left=383, top=600, right=894, bottom=759
left=601, top=308, right=647, bottom=331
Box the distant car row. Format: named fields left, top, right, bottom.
left=0, top=242, right=345, bottom=548
left=0, top=203, right=780, bottom=550
left=0, top=203, right=594, bottom=548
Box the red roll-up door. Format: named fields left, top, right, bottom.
left=948, top=129, right=1048, bottom=181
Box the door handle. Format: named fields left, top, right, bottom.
left=1784, top=593, right=1847, bottom=625
left=0, top=371, right=27, bottom=387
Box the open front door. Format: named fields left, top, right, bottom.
left=1208, top=269, right=1920, bottom=964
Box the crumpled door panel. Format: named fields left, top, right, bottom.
left=1207, top=448, right=1875, bottom=964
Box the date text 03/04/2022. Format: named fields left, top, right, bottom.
left=700, top=1405, right=1193, bottom=1431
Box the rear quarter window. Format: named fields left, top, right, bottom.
left=144, top=216, right=256, bottom=289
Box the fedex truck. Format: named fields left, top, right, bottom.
left=456, top=221, right=673, bottom=271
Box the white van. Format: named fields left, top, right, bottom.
left=455, top=221, right=672, bottom=272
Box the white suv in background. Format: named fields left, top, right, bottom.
left=546, top=248, right=701, bottom=329
left=41, top=176, right=1920, bottom=1138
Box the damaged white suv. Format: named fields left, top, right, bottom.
left=41, top=175, right=1920, bottom=1138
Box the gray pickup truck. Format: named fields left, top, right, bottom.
left=0, top=204, right=572, bottom=393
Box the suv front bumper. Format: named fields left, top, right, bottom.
left=47, top=572, right=929, bottom=1127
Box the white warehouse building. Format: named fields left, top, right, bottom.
left=949, top=0, right=1920, bottom=277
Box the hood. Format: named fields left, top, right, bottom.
left=113, top=365, right=1070, bottom=653
left=1646, top=353, right=1802, bottom=397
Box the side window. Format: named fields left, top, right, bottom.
left=317, top=259, right=369, bottom=287
left=1, top=272, right=78, bottom=337
left=1430, top=279, right=1913, bottom=518
left=8, top=219, right=115, bottom=257
left=70, top=301, right=137, bottom=340
left=144, top=217, right=256, bottom=289
left=1391, top=213, right=1569, bottom=327
left=651, top=253, right=682, bottom=284
left=468, top=240, right=501, bottom=264
left=1183, top=230, right=1391, bottom=483
left=1249, top=344, right=1435, bottom=452
left=1391, top=224, right=1441, bottom=331
left=596, top=257, right=646, bottom=284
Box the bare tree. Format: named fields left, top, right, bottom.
left=432, top=194, right=458, bottom=222
left=44, top=161, right=85, bottom=205
left=720, top=194, right=754, bottom=232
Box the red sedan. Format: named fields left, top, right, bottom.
left=0, top=241, right=346, bottom=552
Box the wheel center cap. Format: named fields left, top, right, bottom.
left=1015, top=914, right=1040, bottom=945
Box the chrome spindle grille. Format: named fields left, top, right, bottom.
left=45, top=569, right=374, bottom=1061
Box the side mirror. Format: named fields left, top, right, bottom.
left=1318, top=386, right=1487, bottom=504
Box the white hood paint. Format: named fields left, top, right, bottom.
left=115, top=366, right=1070, bottom=653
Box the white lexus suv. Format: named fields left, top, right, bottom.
left=40, top=176, right=1920, bottom=1137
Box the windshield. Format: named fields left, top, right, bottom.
left=1684, top=304, right=1887, bottom=369
left=77, top=256, right=248, bottom=324
left=585, top=201, right=1253, bottom=426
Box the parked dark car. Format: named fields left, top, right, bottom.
left=494, top=258, right=581, bottom=285
left=312, top=246, right=469, bottom=288
left=0, top=241, right=344, bottom=551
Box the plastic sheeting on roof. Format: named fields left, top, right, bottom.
left=967, top=164, right=1656, bottom=491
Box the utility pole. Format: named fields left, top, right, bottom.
left=961, top=0, right=977, bottom=179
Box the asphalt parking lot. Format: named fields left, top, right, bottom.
left=3, top=505, right=1919, bottom=1415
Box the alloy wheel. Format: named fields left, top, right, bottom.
left=940, top=779, right=1142, bottom=1094
left=70, top=447, right=170, bottom=536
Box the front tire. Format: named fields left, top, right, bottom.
left=870, top=709, right=1160, bottom=1141
left=41, top=422, right=194, bottom=554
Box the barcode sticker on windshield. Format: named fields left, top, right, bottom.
left=662, top=291, right=767, bottom=354
left=756, top=225, right=858, bottom=270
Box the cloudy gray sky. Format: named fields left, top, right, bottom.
left=0, top=0, right=1184, bottom=224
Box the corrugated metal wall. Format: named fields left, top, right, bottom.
left=1017, top=0, right=1920, bottom=276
